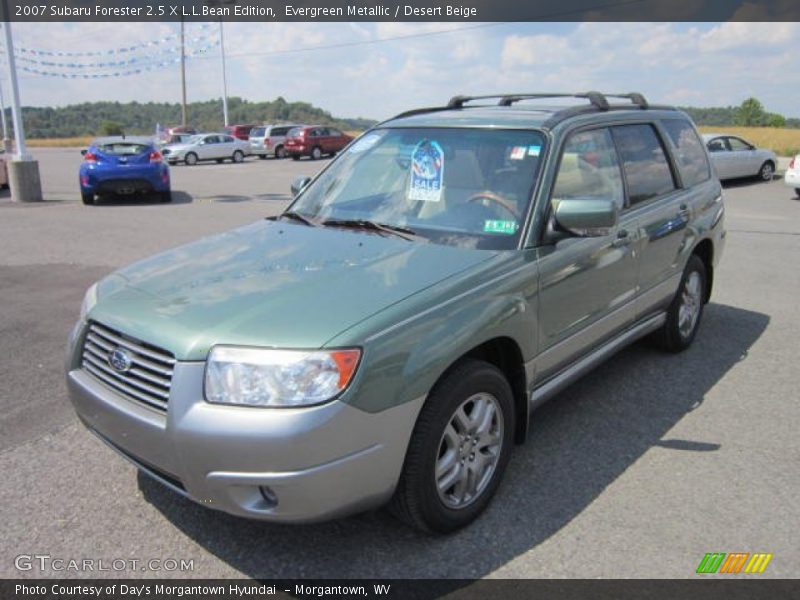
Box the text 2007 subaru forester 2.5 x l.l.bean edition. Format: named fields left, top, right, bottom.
left=67, top=92, right=725, bottom=533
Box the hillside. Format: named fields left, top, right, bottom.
left=19, top=97, right=377, bottom=138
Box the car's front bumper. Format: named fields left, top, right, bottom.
left=65, top=323, right=423, bottom=523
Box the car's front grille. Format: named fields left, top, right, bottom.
left=81, top=322, right=175, bottom=412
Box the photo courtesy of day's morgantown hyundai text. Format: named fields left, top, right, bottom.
left=66, top=91, right=725, bottom=533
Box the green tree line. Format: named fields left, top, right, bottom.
left=680, top=97, right=799, bottom=128
left=13, top=96, right=377, bottom=138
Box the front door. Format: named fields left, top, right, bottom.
left=536, top=126, right=639, bottom=381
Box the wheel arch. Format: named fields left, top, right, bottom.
left=691, top=238, right=714, bottom=303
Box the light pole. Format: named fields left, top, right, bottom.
left=180, top=18, right=187, bottom=127
left=205, top=0, right=235, bottom=128
left=2, top=19, right=42, bottom=202
left=0, top=79, right=10, bottom=152
left=219, top=19, right=228, bottom=127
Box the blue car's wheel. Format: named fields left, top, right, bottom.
left=81, top=192, right=95, bottom=205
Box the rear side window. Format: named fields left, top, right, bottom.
left=661, top=119, right=711, bottom=187
left=272, top=126, right=291, bottom=136
left=612, top=124, right=676, bottom=205
left=552, top=128, right=624, bottom=209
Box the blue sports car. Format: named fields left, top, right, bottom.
left=79, top=136, right=171, bottom=205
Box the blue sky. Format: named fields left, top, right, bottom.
left=9, top=22, right=800, bottom=120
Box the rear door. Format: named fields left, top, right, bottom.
left=611, top=122, right=689, bottom=318
left=726, top=136, right=760, bottom=176
left=198, top=135, right=218, bottom=160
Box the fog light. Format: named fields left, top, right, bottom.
left=259, top=486, right=278, bottom=508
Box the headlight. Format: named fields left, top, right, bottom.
left=204, top=346, right=361, bottom=407
left=79, top=283, right=98, bottom=321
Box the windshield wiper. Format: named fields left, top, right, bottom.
left=278, top=211, right=317, bottom=227
left=321, top=219, right=419, bottom=241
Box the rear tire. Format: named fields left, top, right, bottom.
left=389, top=359, right=514, bottom=533
left=81, top=192, right=95, bottom=205
left=275, top=146, right=286, bottom=159
left=185, top=152, right=198, bottom=166
left=232, top=150, right=244, bottom=163
left=759, top=161, right=774, bottom=182
left=652, top=254, right=707, bottom=353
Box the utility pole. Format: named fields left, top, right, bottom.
left=0, top=79, right=10, bottom=152
left=2, top=18, right=42, bottom=202
left=219, top=19, right=228, bottom=127
left=180, top=18, right=187, bottom=127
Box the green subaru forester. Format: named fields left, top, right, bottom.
left=67, top=92, right=725, bottom=533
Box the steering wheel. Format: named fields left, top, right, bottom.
left=467, top=191, right=521, bottom=219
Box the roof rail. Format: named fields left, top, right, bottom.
left=448, top=92, right=612, bottom=111
left=606, top=92, right=649, bottom=108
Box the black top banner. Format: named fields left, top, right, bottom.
left=2, top=0, right=800, bottom=22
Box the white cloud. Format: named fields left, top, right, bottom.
left=4, top=22, right=800, bottom=121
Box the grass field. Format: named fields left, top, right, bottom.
left=697, top=126, right=800, bottom=156
left=19, top=127, right=800, bottom=156
left=27, top=136, right=93, bottom=148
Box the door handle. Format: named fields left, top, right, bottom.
left=678, top=203, right=691, bottom=219
left=611, top=229, right=631, bottom=248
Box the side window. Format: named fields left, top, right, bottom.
left=612, top=124, right=677, bottom=205
left=552, top=128, right=624, bottom=209
left=309, top=129, right=320, bottom=137
left=328, top=129, right=342, bottom=137
left=727, top=137, right=751, bottom=151
left=707, top=138, right=727, bottom=153
left=661, top=119, right=711, bottom=187
left=273, top=127, right=289, bottom=136
left=222, top=135, right=235, bottom=143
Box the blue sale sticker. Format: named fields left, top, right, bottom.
left=408, top=140, right=445, bottom=202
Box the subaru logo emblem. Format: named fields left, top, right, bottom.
left=108, top=348, right=133, bottom=373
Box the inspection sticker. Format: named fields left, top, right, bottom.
left=408, top=140, right=445, bottom=202
left=528, top=144, right=542, bottom=157
left=348, top=133, right=381, bottom=154
left=509, top=146, right=527, bottom=160
left=484, top=220, right=519, bottom=234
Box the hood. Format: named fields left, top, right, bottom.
left=90, top=221, right=498, bottom=360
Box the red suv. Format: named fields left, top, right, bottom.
left=223, top=124, right=257, bottom=141
left=284, top=126, right=353, bottom=160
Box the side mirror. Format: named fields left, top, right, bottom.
left=554, top=198, right=618, bottom=237
left=80, top=149, right=87, bottom=156
left=291, top=176, right=312, bottom=198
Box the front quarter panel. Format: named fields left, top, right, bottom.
left=327, top=251, right=540, bottom=415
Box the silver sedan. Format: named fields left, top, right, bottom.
left=162, top=133, right=251, bottom=166
left=703, top=133, right=777, bottom=181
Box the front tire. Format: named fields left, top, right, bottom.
left=390, top=359, right=514, bottom=533
left=311, top=146, right=322, bottom=161
left=759, top=161, right=774, bottom=182
left=81, top=192, right=95, bottom=205
left=184, top=152, right=198, bottom=166
left=652, top=254, right=707, bottom=352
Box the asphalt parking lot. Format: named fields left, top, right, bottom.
left=1, top=149, right=798, bottom=579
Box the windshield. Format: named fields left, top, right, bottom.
left=289, top=127, right=546, bottom=250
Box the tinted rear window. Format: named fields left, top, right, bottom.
left=611, top=124, right=676, bottom=206
left=271, top=126, right=292, bottom=136
left=250, top=127, right=266, bottom=137
left=661, top=119, right=711, bottom=187
left=97, top=143, right=149, bottom=156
